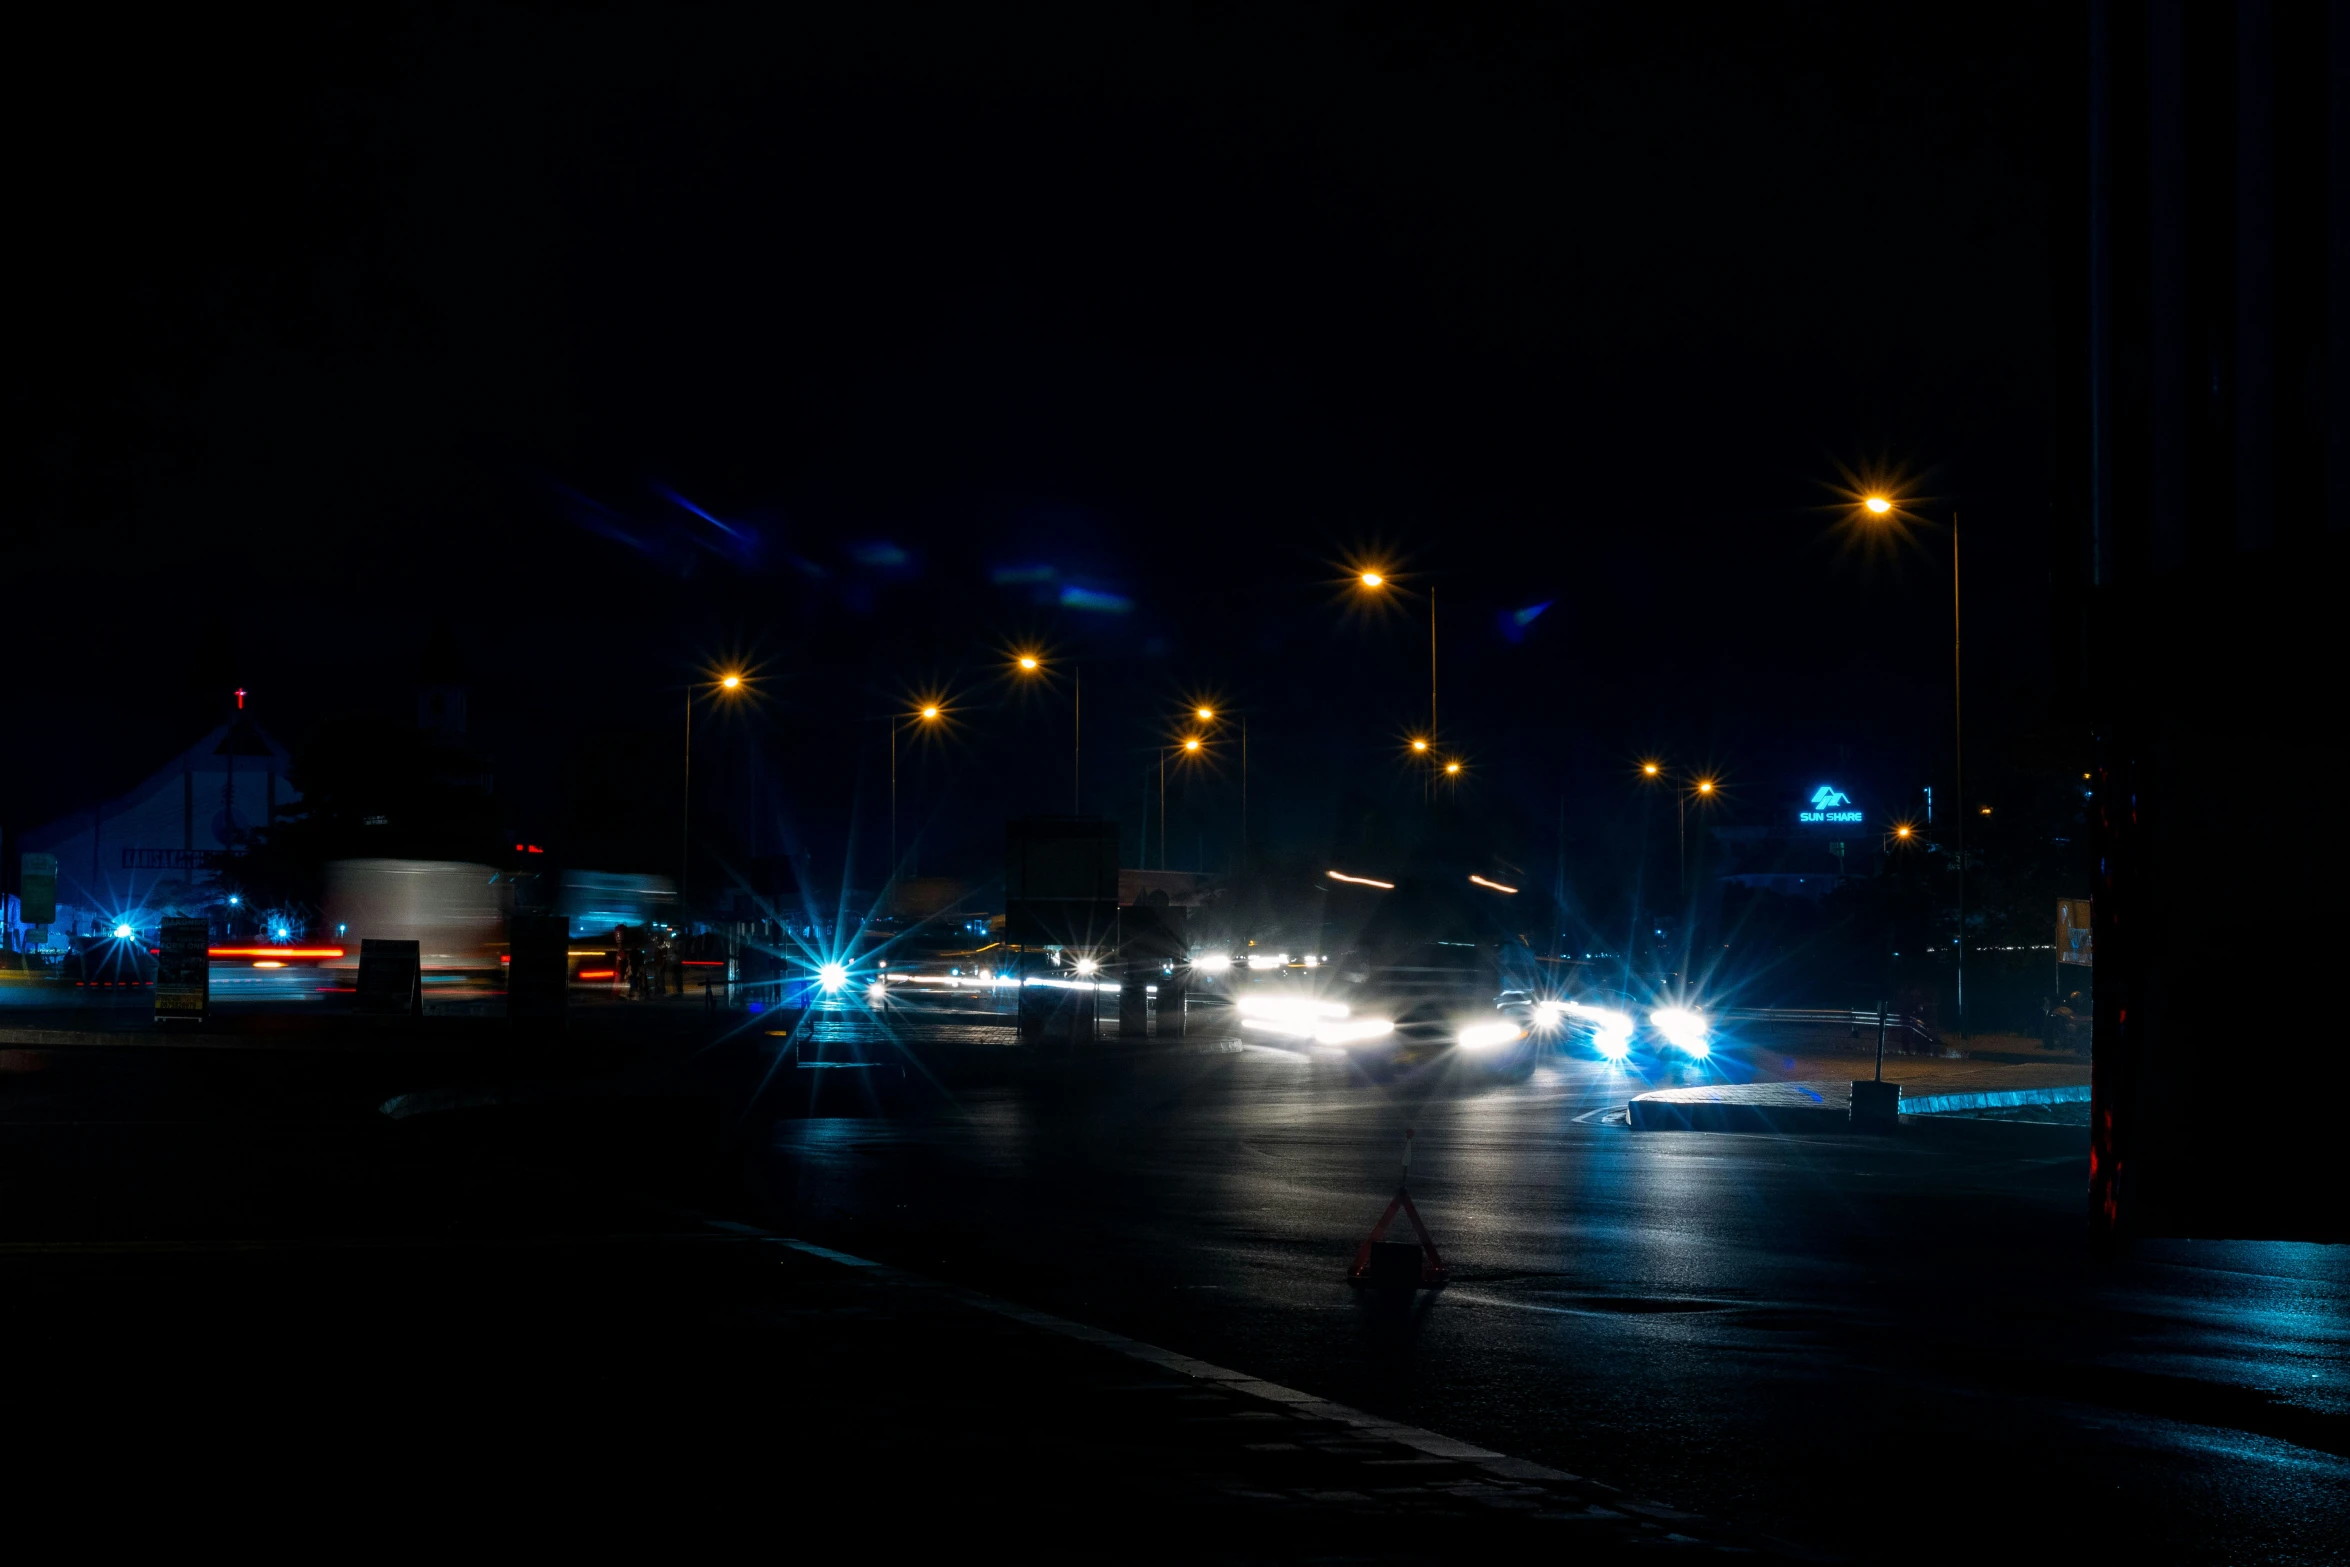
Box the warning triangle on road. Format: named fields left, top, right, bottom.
left=1346, top=1129, right=1448, bottom=1289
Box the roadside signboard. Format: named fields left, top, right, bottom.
left=357, top=938, right=424, bottom=1016
left=506, top=911, right=566, bottom=1024
left=20, top=853, right=57, bottom=926
left=2056, top=898, right=2093, bottom=967
left=155, top=918, right=210, bottom=1023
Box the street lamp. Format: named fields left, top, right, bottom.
left=1857, top=488, right=1968, bottom=1033
left=1641, top=762, right=1718, bottom=895
left=1012, top=651, right=1080, bottom=812
left=1160, top=735, right=1206, bottom=869
left=1355, top=569, right=1439, bottom=756
left=892, top=700, right=947, bottom=887
left=683, top=670, right=750, bottom=916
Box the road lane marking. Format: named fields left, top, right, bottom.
left=771, top=1235, right=1645, bottom=1494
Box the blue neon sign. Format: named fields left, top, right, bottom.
left=1798, top=785, right=1863, bottom=824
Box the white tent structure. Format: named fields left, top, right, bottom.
left=18, top=713, right=296, bottom=938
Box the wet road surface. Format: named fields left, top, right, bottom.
left=749, top=1033, right=2350, bottom=1564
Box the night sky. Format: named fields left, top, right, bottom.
left=15, top=5, right=2062, bottom=900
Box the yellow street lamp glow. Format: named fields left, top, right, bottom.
left=1864, top=495, right=1893, bottom=515
left=1183, top=737, right=1201, bottom=752
left=1360, top=571, right=1384, bottom=588
left=920, top=705, right=941, bottom=720
left=1444, top=761, right=1462, bottom=775
left=1896, top=825, right=1913, bottom=839
left=1017, top=655, right=1040, bottom=671
left=1196, top=707, right=1215, bottom=721
left=1410, top=738, right=1429, bottom=753
left=1696, top=779, right=1715, bottom=795
left=719, top=673, right=743, bottom=690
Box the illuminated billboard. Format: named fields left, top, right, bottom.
left=1797, top=785, right=1863, bottom=825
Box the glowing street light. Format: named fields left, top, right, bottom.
left=1411, top=738, right=1430, bottom=754
left=1853, top=480, right=1971, bottom=1031
left=1013, top=651, right=1081, bottom=810
left=1352, top=566, right=1440, bottom=771
left=684, top=668, right=751, bottom=912
left=1195, top=706, right=1215, bottom=721
left=893, top=698, right=949, bottom=883
left=1444, top=760, right=1462, bottom=776
left=1643, top=761, right=1721, bottom=894
left=1158, top=734, right=1209, bottom=868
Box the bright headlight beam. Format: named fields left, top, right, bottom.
left=1192, top=952, right=1233, bottom=973
left=1650, top=1006, right=1710, bottom=1056
left=817, top=962, right=849, bottom=993
left=1238, top=994, right=1349, bottom=1023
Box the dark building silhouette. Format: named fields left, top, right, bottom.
left=2071, top=2, right=2347, bottom=1240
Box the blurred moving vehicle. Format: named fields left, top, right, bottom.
left=1257, top=875, right=1541, bottom=1075
left=319, top=859, right=507, bottom=976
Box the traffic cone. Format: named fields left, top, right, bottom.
left=1346, top=1129, right=1449, bottom=1289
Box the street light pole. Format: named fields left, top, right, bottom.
left=1429, top=586, right=1438, bottom=744
left=891, top=703, right=943, bottom=893
left=1858, top=491, right=1966, bottom=1036
left=1952, top=512, right=1966, bottom=1036
left=683, top=672, right=745, bottom=919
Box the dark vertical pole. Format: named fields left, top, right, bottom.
left=1875, top=998, right=1888, bottom=1082
left=1953, top=513, right=1966, bottom=1037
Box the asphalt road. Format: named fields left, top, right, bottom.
left=747, top=1024, right=2350, bottom=1564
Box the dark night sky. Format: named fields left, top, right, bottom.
left=13, top=4, right=2063, bottom=900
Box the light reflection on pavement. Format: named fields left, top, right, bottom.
left=753, top=1039, right=2348, bottom=1565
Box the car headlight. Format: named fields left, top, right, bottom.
left=1650, top=1006, right=1710, bottom=1056
left=1193, top=952, right=1233, bottom=973
left=1456, top=1020, right=1525, bottom=1050
left=1531, top=999, right=1567, bottom=1031
left=817, top=962, right=849, bottom=993
left=1238, top=993, right=1351, bottom=1040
